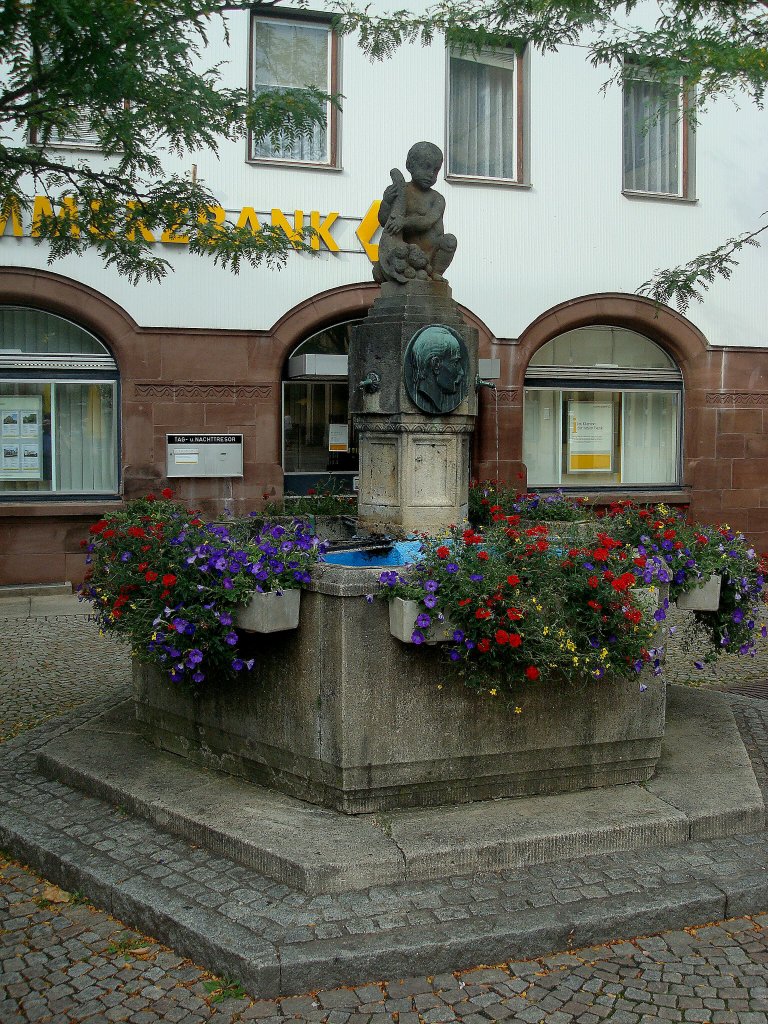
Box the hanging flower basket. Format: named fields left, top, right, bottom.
left=389, top=597, right=455, bottom=644
left=234, top=589, right=301, bottom=633
left=675, top=574, right=722, bottom=612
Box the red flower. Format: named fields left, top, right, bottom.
left=477, top=550, right=489, bottom=561
left=89, top=520, right=109, bottom=534
left=162, top=574, right=177, bottom=587
left=436, top=545, right=450, bottom=559
left=593, top=548, right=609, bottom=562
left=102, top=529, right=116, bottom=539
left=475, top=608, right=492, bottom=620
left=307, top=488, right=316, bottom=496
left=145, top=494, right=156, bottom=502
left=525, top=666, right=540, bottom=681
left=458, top=598, right=472, bottom=606
left=588, top=575, right=599, bottom=588
left=611, top=573, right=635, bottom=593
left=507, top=575, right=520, bottom=586
left=161, top=487, right=174, bottom=499
left=633, top=555, right=647, bottom=568
left=624, top=607, right=642, bottom=624
left=506, top=607, right=523, bottom=621
left=137, top=562, right=148, bottom=571
left=587, top=599, right=602, bottom=611
left=508, top=633, right=522, bottom=648
left=477, top=638, right=491, bottom=653
left=495, top=629, right=510, bottom=645
left=127, top=526, right=146, bottom=538
left=144, top=570, right=158, bottom=582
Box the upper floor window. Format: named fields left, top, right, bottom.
left=622, top=65, right=693, bottom=198
left=0, top=307, right=119, bottom=498
left=250, top=15, right=339, bottom=167
left=447, top=46, right=525, bottom=184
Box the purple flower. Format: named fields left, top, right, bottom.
left=423, top=594, right=438, bottom=609
left=416, top=613, right=431, bottom=629
left=186, top=648, right=203, bottom=667
left=424, top=580, right=439, bottom=592
left=452, top=629, right=465, bottom=643
left=192, top=671, right=205, bottom=683
left=653, top=609, right=667, bottom=622
left=694, top=660, right=705, bottom=670
left=732, top=609, right=744, bottom=623
left=218, top=612, right=232, bottom=626
left=120, top=551, right=132, bottom=562
left=232, top=658, right=245, bottom=671
left=411, top=630, right=425, bottom=645
left=639, top=683, right=648, bottom=692
left=446, top=563, right=459, bottom=574
left=470, top=574, right=484, bottom=582
left=225, top=631, right=239, bottom=646
left=223, top=577, right=234, bottom=590
left=365, top=594, right=374, bottom=603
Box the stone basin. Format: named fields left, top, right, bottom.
left=133, top=560, right=667, bottom=814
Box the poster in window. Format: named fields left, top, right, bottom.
left=2, top=443, right=20, bottom=470
left=567, top=400, right=614, bottom=473
left=2, top=410, right=19, bottom=437
left=328, top=423, right=349, bottom=453
left=0, top=395, right=43, bottom=480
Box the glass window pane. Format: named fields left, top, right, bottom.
left=283, top=381, right=357, bottom=475
left=523, top=389, right=561, bottom=486
left=623, top=75, right=681, bottom=195
left=252, top=19, right=330, bottom=162
left=0, top=306, right=111, bottom=358
left=54, top=382, right=118, bottom=493
left=622, top=391, right=679, bottom=484
left=0, top=383, right=52, bottom=494
left=529, top=327, right=677, bottom=370
left=449, top=48, right=516, bottom=180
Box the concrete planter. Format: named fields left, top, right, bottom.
left=233, top=588, right=301, bottom=633
left=388, top=597, right=455, bottom=644
left=675, top=574, right=722, bottom=612
left=133, top=561, right=667, bottom=815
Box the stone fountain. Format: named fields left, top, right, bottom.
left=36, top=144, right=765, bottom=900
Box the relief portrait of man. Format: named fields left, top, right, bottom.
left=405, top=325, right=469, bottom=415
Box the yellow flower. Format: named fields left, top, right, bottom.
left=489, top=688, right=498, bottom=696
left=514, top=706, right=522, bottom=714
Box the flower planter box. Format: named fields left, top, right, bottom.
left=233, top=588, right=301, bottom=633
left=388, top=597, right=455, bottom=644
left=675, top=574, right=722, bottom=612
left=134, top=561, right=667, bottom=815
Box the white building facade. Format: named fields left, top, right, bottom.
left=2, top=2, right=768, bottom=583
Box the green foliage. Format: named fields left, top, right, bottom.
left=0, top=0, right=332, bottom=280
left=203, top=976, right=248, bottom=1003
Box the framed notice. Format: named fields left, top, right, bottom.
left=567, top=400, right=614, bottom=473
left=328, top=423, right=349, bottom=453
left=0, top=395, right=43, bottom=480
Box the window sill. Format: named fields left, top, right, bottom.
left=535, top=487, right=691, bottom=506
left=0, top=499, right=124, bottom=517
left=622, top=190, right=697, bottom=204
left=246, top=158, right=342, bottom=173
left=445, top=174, right=531, bottom=190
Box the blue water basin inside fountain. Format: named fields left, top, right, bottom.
left=321, top=540, right=423, bottom=567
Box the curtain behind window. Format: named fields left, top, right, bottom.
left=623, top=75, right=681, bottom=194
left=55, top=383, right=117, bottom=492
left=252, top=20, right=329, bottom=162
left=449, top=49, right=516, bottom=179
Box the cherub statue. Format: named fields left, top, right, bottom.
left=373, top=142, right=457, bottom=285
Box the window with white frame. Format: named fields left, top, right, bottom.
left=250, top=15, right=338, bottom=166
left=623, top=64, right=692, bottom=197
left=523, top=327, right=682, bottom=489
left=447, top=46, right=524, bottom=183
left=0, top=307, right=119, bottom=497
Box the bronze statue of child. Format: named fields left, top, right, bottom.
left=373, top=142, right=457, bottom=285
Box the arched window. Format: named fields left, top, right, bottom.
left=0, top=307, right=119, bottom=497
left=282, top=319, right=363, bottom=494
left=523, top=326, right=682, bottom=488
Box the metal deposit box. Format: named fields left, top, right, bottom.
left=166, top=434, right=244, bottom=478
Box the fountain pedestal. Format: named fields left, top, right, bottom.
left=349, top=281, right=478, bottom=535
left=133, top=563, right=667, bottom=815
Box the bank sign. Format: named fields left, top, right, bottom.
left=0, top=196, right=382, bottom=262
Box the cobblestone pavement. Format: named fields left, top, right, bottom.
left=4, top=609, right=768, bottom=1020
left=5, top=851, right=768, bottom=1023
